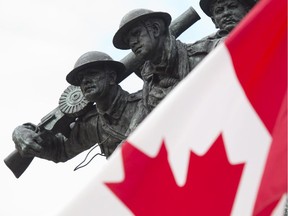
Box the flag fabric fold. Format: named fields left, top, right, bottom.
left=58, top=0, right=287, bottom=215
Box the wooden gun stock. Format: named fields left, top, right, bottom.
left=4, top=150, right=34, bottom=178
left=4, top=7, right=200, bottom=178
left=3, top=108, right=76, bottom=178
left=4, top=86, right=94, bottom=178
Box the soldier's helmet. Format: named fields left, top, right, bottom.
left=113, top=8, right=172, bottom=50
left=66, top=51, right=126, bottom=86
left=200, top=0, right=258, bottom=17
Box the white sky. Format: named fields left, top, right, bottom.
left=0, top=0, right=215, bottom=215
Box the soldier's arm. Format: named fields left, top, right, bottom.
left=12, top=123, right=68, bottom=162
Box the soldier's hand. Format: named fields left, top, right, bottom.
left=12, top=125, right=43, bottom=157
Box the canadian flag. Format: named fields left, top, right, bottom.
left=58, top=0, right=287, bottom=215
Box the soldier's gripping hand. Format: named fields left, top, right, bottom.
left=12, top=123, right=43, bottom=158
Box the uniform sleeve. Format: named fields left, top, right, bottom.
left=55, top=113, right=100, bottom=162
left=39, top=112, right=100, bottom=163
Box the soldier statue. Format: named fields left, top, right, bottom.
left=113, top=9, right=195, bottom=133
left=188, top=0, right=258, bottom=69
left=12, top=51, right=141, bottom=163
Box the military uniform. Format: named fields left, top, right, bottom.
left=35, top=86, right=142, bottom=162
left=126, top=37, right=193, bottom=133
left=187, top=0, right=257, bottom=70
left=141, top=37, right=192, bottom=112
left=113, top=9, right=195, bottom=133
left=12, top=51, right=144, bottom=166
left=187, top=30, right=228, bottom=70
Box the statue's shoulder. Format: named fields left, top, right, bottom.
left=187, top=32, right=219, bottom=55
left=128, top=90, right=142, bottom=102
left=79, top=106, right=98, bottom=121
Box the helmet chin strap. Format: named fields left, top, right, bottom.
left=96, top=76, right=117, bottom=108
left=142, top=20, right=155, bottom=41
left=141, top=20, right=162, bottom=63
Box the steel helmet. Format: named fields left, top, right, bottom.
left=66, top=51, right=126, bottom=86
left=113, top=8, right=171, bottom=50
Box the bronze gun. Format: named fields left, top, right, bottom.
left=4, top=6, right=200, bottom=178
left=4, top=85, right=95, bottom=178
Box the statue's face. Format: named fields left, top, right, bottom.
left=126, top=22, right=159, bottom=60
left=211, top=0, right=248, bottom=32
left=79, top=69, right=112, bottom=102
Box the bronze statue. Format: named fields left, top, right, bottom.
left=5, top=7, right=200, bottom=178
left=12, top=51, right=141, bottom=166
left=113, top=9, right=197, bottom=133
left=188, top=0, right=257, bottom=69
left=118, top=7, right=200, bottom=81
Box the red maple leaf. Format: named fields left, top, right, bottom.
left=105, top=134, right=245, bottom=216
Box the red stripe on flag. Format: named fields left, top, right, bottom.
left=225, top=0, right=287, bottom=134
left=225, top=0, right=287, bottom=214
left=253, top=92, right=287, bottom=215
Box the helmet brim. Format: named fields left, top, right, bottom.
left=113, top=12, right=171, bottom=50
left=199, top=0, right=214, bottom=17
left=66, top=61, right=126, bottom=86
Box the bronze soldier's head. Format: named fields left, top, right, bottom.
left=113, top=9, right=172, bottom=61
left=66, top=51, right=126, bottom=102
left=66, top=51, right=125, bottom=86
left=200, top=0, right=257, bottom=32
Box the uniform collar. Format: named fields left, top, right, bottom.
left=97, top=85, right=128, bottom=121
left=142, top=35, right=177, bottom=80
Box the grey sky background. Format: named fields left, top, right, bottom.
left=0, top=1, right=215, bottom=215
